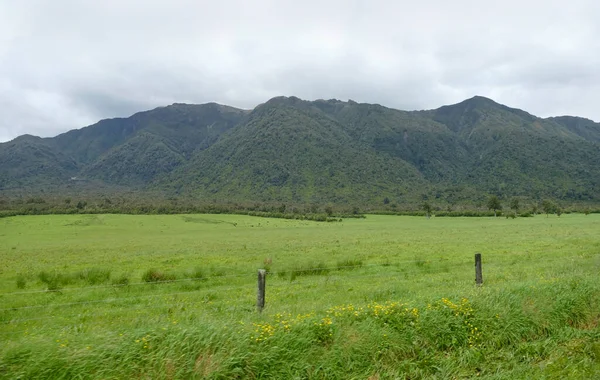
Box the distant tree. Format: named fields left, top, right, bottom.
left=584, top=208, right=590, bottom=216
left=278, top=203, right=286, bottom=213
left=556, top=207, right=563, bottom=217
left=531, top=203, right=538, bottom=215
left=509, top=198, right=520, bottom=216
left=422, top=201, right=432, bottom=219
left=324, top=206, right=333, bottom=217
left=487, top=195, right=501, bottom=217
left=541, top=199, right=555, bottom=217
left=383, top=197, right=390, bottom=205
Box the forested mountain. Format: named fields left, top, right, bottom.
left=1, top=96, right=599, bottom=205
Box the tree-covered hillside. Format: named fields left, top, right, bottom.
left=1, top=95, right=599, bottom=206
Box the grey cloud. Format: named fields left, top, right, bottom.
left=1, top=0, right=599, bottom=142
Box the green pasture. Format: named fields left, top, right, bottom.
left=1, top=214, right=599, bottom=379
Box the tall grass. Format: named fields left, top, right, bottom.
left=2, top=278, right=599, bottom=379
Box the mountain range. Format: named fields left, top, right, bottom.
left=1, top=96, right=599, bottom=205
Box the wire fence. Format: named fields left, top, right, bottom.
left=0, top=259, right=450, bottom=297
left=2, top=252, right=593, bottom=298
left=0, top=265, right=594, bottom=340
left=1, top=254, right=595, bottom=314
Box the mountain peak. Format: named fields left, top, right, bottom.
left=430, top=95, right=536, bottom=132
left=262, top=95, right=305, bottom=107
left=9, top=134, right=44, bottom=144
left=450, top=95, right=500, bottom=109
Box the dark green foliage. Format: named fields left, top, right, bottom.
left=487, top=195, right=502, bottom=217
left=509, top=198, right=520, bottom=214
left=422, top=201, right=432, bottom=218
left=542, top=199, right=557, bottom=216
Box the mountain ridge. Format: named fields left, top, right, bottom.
left=1, top=95, right=599, bottom=205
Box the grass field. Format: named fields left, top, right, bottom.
left=1, top=214, right=599, bottom=379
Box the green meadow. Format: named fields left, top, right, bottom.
left=1, top=214, right=599, bottom=379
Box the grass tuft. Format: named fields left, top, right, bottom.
left=111, top=274, right=130, bottom=287
left=336, top=258, right=363, bottom=271
left=15, top=274, right=27, bottom=289
left=77, top=268, right=111, bottom=285
left=141, top=269, right=176, bottom=283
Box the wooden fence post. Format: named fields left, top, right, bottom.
left=257, top=269, right=266, bottom=312
left=475, top=253, right=483, bottom=286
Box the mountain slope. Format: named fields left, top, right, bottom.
left=420, top=97, right=600, bottom=200
left=0, top=103, right=248, bottom=189
left=548, top=116, right=600, bottom=143
left=0, top=135, right=78, bottom=190
left=1, top=95, right=599, bottom=204
left=163, top=97, right=427, bottom=203
left=75, top=103, right=248, bottom=186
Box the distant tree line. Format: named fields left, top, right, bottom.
left=0, top=196, right=366, bottom=221
left=0, top=194, right=597, bottom=220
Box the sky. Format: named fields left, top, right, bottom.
left=1, top=0, right=599, bottom=142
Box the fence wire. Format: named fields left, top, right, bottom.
left=1, top=254, right=596, bottom=314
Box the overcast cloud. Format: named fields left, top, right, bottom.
left=1, top=0, right=599, bottom=142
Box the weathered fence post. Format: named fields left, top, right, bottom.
left=475, top=253, right=483, bottom=286
left=257, top=269, right=266, bottom=312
